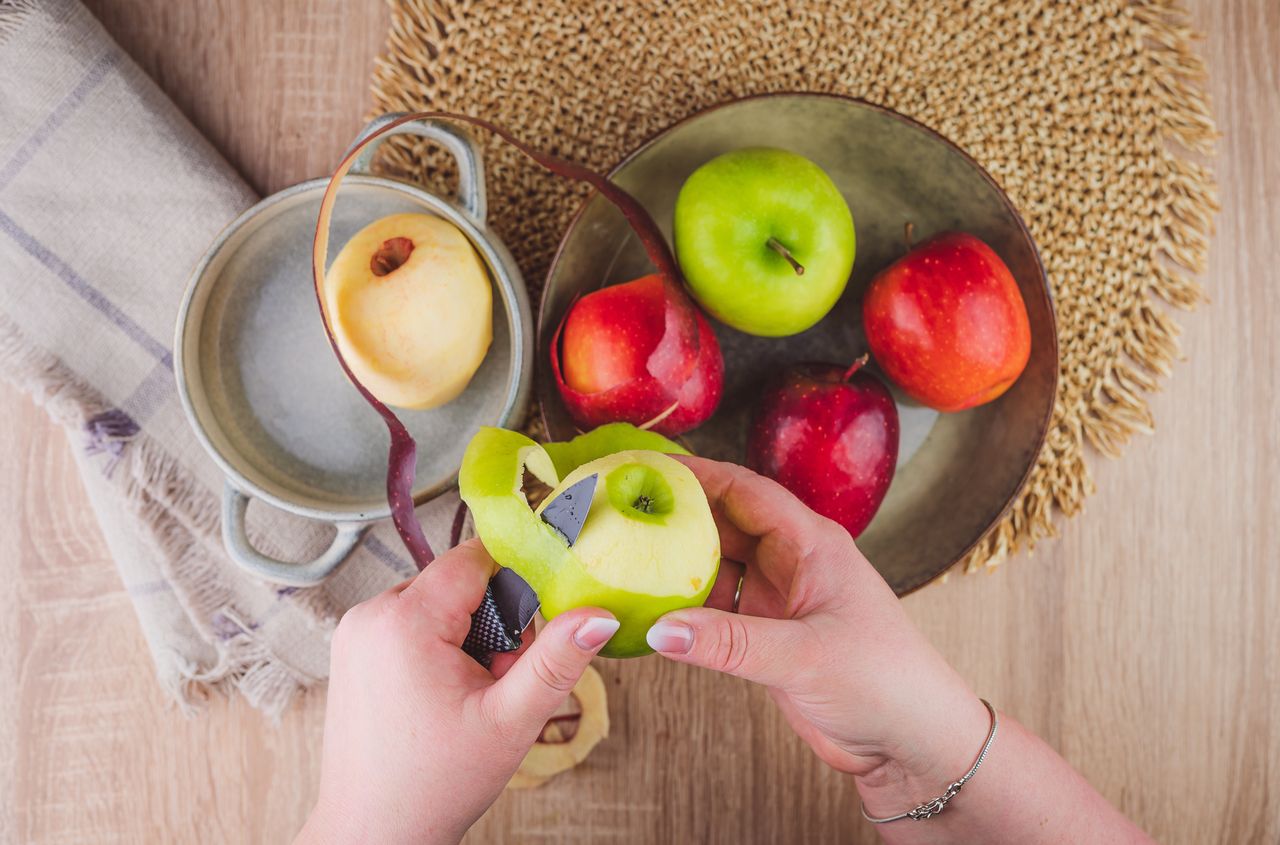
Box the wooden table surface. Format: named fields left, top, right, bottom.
left=3, top=1, right=1277, bottom=842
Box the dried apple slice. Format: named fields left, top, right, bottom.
left=507, top=664, right=609, bottom=789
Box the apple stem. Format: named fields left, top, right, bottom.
left=638, top=400, right=680, bottom=431
left=843, top=354, right=870, bottom=382
left=903, top=221, right=915, bottom=252
left=766, top=237, right=805, bottom=276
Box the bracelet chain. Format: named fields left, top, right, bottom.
left=860, top=699, right=998, bottom=824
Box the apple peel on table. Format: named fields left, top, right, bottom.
left=506, top=664, right=609, bottom=790
left=459, top=424, right=720, bottom=658
left=551, top=273, right=723, bottom=437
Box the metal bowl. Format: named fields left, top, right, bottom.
left=176, top=116, right=532, bottom=586
left=539, top=93, right=1057, bottom=594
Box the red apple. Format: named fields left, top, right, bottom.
left=552, top=273, right=723, bottom=436
left=862, top=231, right=1031, bottom=412
left=747, top=360, right=899, bottom=539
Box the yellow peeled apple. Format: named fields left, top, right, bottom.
left=323, top=212, right=492, bottom=409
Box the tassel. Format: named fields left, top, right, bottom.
left=84, top=407, right=140, bottom=476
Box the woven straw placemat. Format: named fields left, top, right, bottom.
left=369, top=0, right=1217, bottom=574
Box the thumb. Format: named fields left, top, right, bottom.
left=484, top=609, right=619, bottom=735
left=646, top=607, right=813, bottom=688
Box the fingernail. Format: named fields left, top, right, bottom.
left=573, top=617, right=620, bottom=651
left=646, top=621, right=694, bottom=654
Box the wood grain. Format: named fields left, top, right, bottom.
left=2, top=0, right=1277, bottom=842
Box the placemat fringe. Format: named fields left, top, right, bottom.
left=962, top=0, right=1217, bottom=574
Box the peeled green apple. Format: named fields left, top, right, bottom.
left=673, top=148, right=855, bottom=337
left=323, top=212, right=492, bottom=409
left=459, top=424, right=720, bottom=658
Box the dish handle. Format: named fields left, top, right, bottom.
left=348, top=113, right=487, bottom=223
left=222, top=484, right=368, bottom=587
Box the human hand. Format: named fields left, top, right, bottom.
left=296, top=539, right=620, bottom=845
left=645, top=456, right=992, bottom=813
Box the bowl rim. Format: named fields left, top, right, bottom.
left=537, top=90, right=1058, bottom=595
left=175, top=173, right=532, bottom=524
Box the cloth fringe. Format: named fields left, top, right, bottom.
left=0, top=316, right=315, bottom=717
left=0, top=0, right=38, bottom=46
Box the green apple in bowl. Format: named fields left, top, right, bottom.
left=673, top=147, right=855, bottom=337
left=459, top=424, right=720, bottom=657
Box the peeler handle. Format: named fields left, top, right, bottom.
left=348, top=113, right=488, bottom=223
left=222, top=483, right=367, bottom=587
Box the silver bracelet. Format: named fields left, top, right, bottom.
left=860, top=699, right=999, bottom=824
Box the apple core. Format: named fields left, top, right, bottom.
left=605, top=462, right=675, bottom=523
left=370, top=236, right=414, bottom=276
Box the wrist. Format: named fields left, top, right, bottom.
left=297, top=794, right=464, bottom=845
left=853, top=693, right=993, bottom=818
left=296, top=798, right=363, bottom=845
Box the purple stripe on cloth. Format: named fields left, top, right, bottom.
left=210, top=609, right=258, bottom=640
left=364, top=534, right=415, bottom=577
left=0, top=209, right=172, bottom=367
left=121, top=358, right=175, bottom=425
left=126, top=578, right=173, bottom=597
left=0, top=49, right=120, bottom=190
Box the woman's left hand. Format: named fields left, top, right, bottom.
left=296, top=539, right=620, bottom=845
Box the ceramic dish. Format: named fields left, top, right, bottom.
left=176, top=115, right=532, bottom=586
left=539, top=93, right=1057, bottom=594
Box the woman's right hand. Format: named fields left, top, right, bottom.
left=647, top=457, right=1152, bottom=844
left=645, top=456, right=993, bottom=814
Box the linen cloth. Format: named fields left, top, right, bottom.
left=0, top=0, right=462, bottom=715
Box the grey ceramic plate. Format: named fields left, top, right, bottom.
left=538, top=93, right=1057, bottom=595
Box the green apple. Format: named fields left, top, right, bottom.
left=459, top=424, right=719, bottom=658
left=673, top=147, right=855, bottom=337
